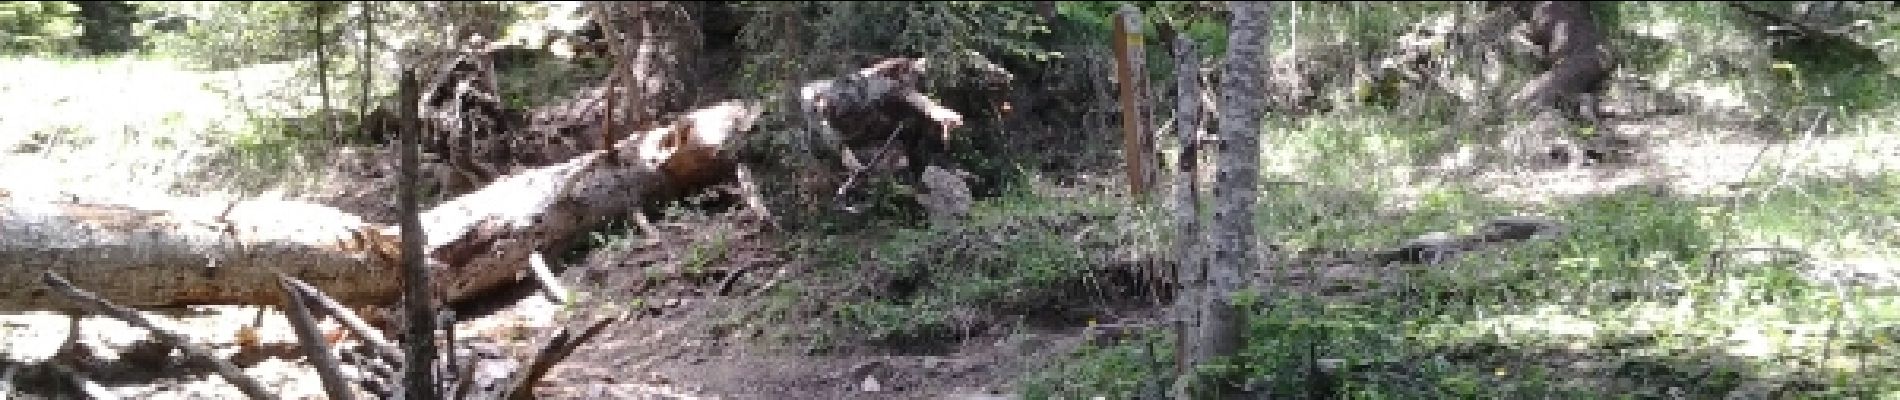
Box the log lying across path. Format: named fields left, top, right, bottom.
left=0, top=101, right=764, bottom=312
left=0, top=45, right=981, bottom=312
left=0, top=194, right=404, bottom=311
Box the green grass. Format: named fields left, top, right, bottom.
left=1733, top=174, right=1900, bottom=255
left=778, top=187, right=1154, bottom=350
left=1025, top=175, right=1900, bottom=397
left=1020, top=3, right=1900, bottom=395
left=1022, top=105, right=1900, bottom=395
left=0, top=55, right=332, bottom=199
left=19, top=4, right=1895, bottom=398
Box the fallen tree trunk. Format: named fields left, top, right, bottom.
left=0, top=101, right=763, bottom=312
left=0, top=196, right=405, bottom=311
left=0, top=44, right=971, bottom=312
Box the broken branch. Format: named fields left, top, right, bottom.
left=497, top=313, right=623, bottom=400
left=278, top=274, right=356, bottom=400
left=280, top=275, right=404, bottom=364
left=41, top=270, right=276, bottom=400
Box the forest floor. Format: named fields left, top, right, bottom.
left=6, top=10, right=1900, bottom=397
left=0, top=56, right=1109, bottom=399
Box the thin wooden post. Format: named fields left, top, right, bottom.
left=1113, top=4, right=1157, bottom=201
left=397, top=67, right=439, bottom=400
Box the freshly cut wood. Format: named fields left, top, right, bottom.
left=402, top=150, right=614, bottom=304
left=0, top=101, right=766, bottom=312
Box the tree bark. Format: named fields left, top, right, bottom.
left=1169, top=37, right=1206, bottom=380
left=593, top=1, right=702, bottom=133
left=315, top=4, right=336, bottom=143
left=0, top=195, right=404, bottom=312
left=0, top=100, right=764, bottom=313
left=1184, top=1, right=1271, bottom=397
left=398, top=66, right=439, bottom=400
left=359, top=0, right=374, bottom=140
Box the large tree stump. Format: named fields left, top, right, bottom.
left=1506, top=1, right=1614, bottom=118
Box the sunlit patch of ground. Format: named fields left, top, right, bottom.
left=0, top=57, right=317, bottom=204
left=1229, top=28, right=1900, bottom=395
left=0, top=307, right=335, bottom=398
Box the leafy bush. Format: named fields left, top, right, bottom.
left=0, top=1, right=81, bottom=55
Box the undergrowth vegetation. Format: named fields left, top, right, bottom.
left=1014, top=2, right=1900, bottom=398
left=763, top=187, right=1165, bottom=353
left=5, top=1, right=1900, bottom=398
left=1023, top=181, right=1900, bottom=397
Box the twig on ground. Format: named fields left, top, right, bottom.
left=831, top=122, right=908, bottom=211
left=497, top=313, right=624, bottom=400
left=441, top=309, right=458, bottom=398
left=746, top=264, right=794, bottom=298
left=40, top=271, right=277, bottom=400
left=716, top=264, right=756, bottom=297
left=347, top=345, right=397, bottom=399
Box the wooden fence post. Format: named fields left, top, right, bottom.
left=1113, top=4, right=1158, bottom=201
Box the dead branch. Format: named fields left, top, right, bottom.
left=41, top=271, right=276, bottom=400
left=497, top=313, right=623, bottom=400
left=280, top=276, right=404, bottom=364
left=831, top=122, right=909, bottom=207
left=277, top=274, right=356, bottom=400
left=46, top=361, right=115, bottom=399
left=451, top=353, right=480, bottom=400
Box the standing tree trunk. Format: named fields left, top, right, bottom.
left=1169, top=37, right=1206, bottom=381
left=1181, top=1, right=1271, bottom=397
left=592, top=1, right=703, bottom=134
left=359, top=0, right=375, bottom=139
left=72, top=1, right=138, bottom=55
left=313, top=3, right=336, bottom=143
left=397, top=69, right=439, bottom=400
